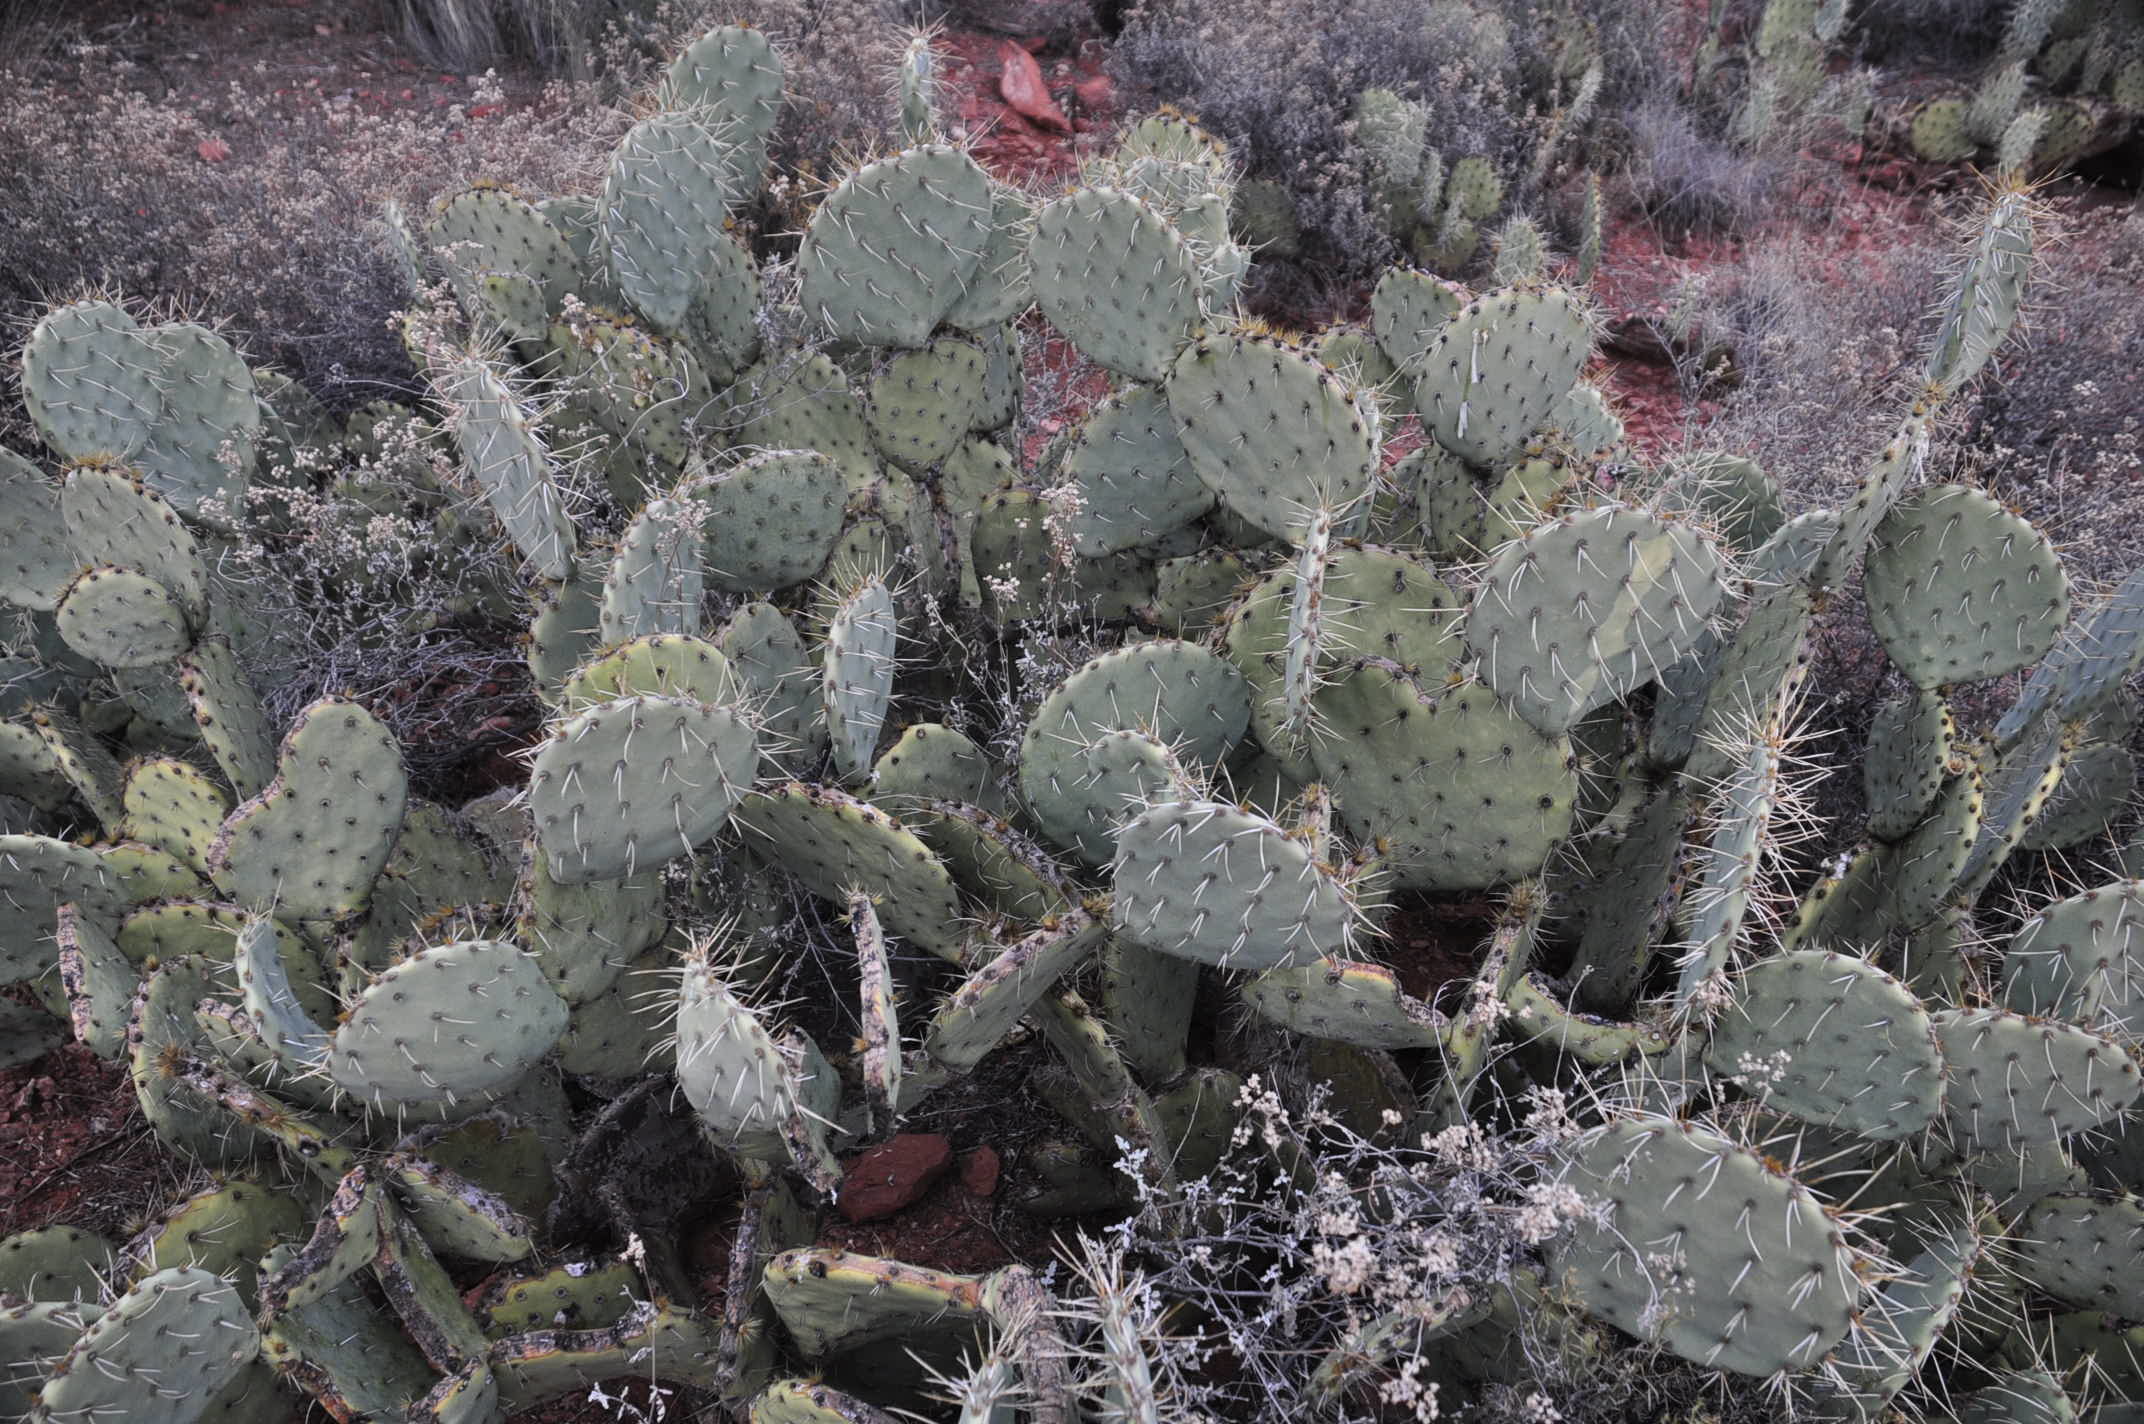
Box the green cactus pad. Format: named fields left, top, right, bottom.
left=863, top=337, right=988, bottom=474
left=475, top=1259, right=641, bottom=1336
left=0, top=718, right=71, bottom=812
left=1682, top=581, right=1817, bottom=785
left=1018, top=641, right=1248, bottom=861
left=821, top=576, right=898, bottom=783
left=2010, top=1192, right=2144, bottom=1317
left=674, top=956, right=840, bottom=1190
left=1954, top=714, right=2069, bottom=906
left=1504, top=973, right=1672, bottom=1064
left=2017, top=739, right=2133, bottom=850
left=721, top=353, right=880, bottom=490
left=258, top=1240, right=434, bottom=1418
left=682, top=232, right=764, bottom=385
left=1053, top=382, right=1213, bottom=557
left=1808, top=399, right=1935, bottom=591
left=943, top=183, right=1033, bottom=331
left=119, top=757, right=229, bottom=872
left=1310, top=659, right=1577, bottom=891
left=54, top=904, right=134, bottom=1059
left=1703, top=950, right=1944, bottom=1139
left=1998, top=564, right=2144, bottom=748
left=28, top=707, right=125, bottom=831
left=2002, top=879, right=2144, bottom=1031
left=1865, top=689, right=1957, bottom=841
left=719, top=601, right=827, bottom=771
left=0, top=1227, right=115, bottom=1306
left=901, top=801, right=1072, bottom=922
left=53, top=565, right=195, bottom=668
left=733, top=782, right=969, bottom=962
left=1549, top=1114, right=1861, bottom=1376
left=1, top=835, right=125, bottom=986
left=35, top=1266, right=260, bottom=1424
left=232, top=913, right=330, bottom=1078
left=134, top=322, right=260, bottom=521
left=691, top=450, right=848, bottom=594
left=1813, top=1213, right=1983, bottom=1422
left=870, top=722, right=1011, bottom=820
left=1369, top=267, right=1467, bottom=370
left=177, top=638, right=277, bottom=798
left=1409, top=443, right=1573, bottom=561
left=601, top=112, right=746, bottom=332
left=1031, top=188, right=1202, bottom=382
left=0, top=456, right=66, bottom=613
left=1227, top=543, right=1465, bottom=771
left=425, top=187, right=580, bottom=318
left=327, top=939, right=568, bottom=1112
left=56, top=463, right=208, bottom=621
left=513, top=847, right=667, bottom=1005
left=557, top=633, right=733, bottom=714
left=659, top=24, right=785, bottom=183
left=442, top=356, right=574, bottom=581
left=206, top=698, right=408, bottom=920
left=1165, top=334, right=1380, bottom=543
left=796, top=146, right=993, bottom=349
left=1674, top=727, right=1790, bottom=1006
left=1864, top=484, right=2068, bottom=689
left=921, top=909, right=1110, bottom=1075
left=1926, top=189, right=2034, bottom=396
left=1412, top=284, right=1591, bottom=469
left=1112, top=798, right=1360, bottom=970
left=129, top=1180, right=303, bottom=1309
left=1242, top=959, right=1446, bottom=1049
left=1468, top=503, right=1728, bottom=735
left=1659, top=451, right=1786, bottom=552
left=487, top=1304, right=725, bottom=1409
left=384, top=1149, right=537, bottom=1265
left=599, top=495, right=705, bottom=644
left=1934, top=1006, right=2140, bottom=1149
left=529, top=694, right=757, bottom=883
left=761, top=1249, right=989, bottom=1357
left=20, top=302, right=163, bottom=462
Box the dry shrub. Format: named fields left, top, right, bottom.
left=0, top=57, right=627, bottom=408
left=1111, top=0, right=1678, bottom=279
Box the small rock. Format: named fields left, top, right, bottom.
left=196, top=138, right=231, bottom=163
left=839, top=1133, right=953, bottom=1223
left=959, top=1146, right=1001, bottom=1198
left=1073, top=74, right=1113, bottom=112
left=997, top=43, right=1070, bottom=133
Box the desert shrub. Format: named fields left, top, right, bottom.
left=1111, top=0, right=1677, bottom=280
left=0, top=57, right=627, bottom=409
left=382, top=0, right=658, bottom=73
left=1964, top=203, right=2144, bottom=588
left=1619, top=96, right=1785, bottom=237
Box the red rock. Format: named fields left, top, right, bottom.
left=997, top=43, right=1069, bottom=133
left=1073, top=74, right=1113, bottom=112
left=838, top=1133, right=953, bottom=1223
left=195, top=138, right=231, bottom=163
left=959, top=1146, right=1001, bottom=1198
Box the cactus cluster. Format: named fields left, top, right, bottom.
left=4, top=15, right=2144, bottom=1424
left=1904, top=0, right=2144, bottom=173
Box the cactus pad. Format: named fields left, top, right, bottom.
left=1934, top=1007, right=2140, bottom=1149
left=1865, top=485, right=2068, bottom=689
left=795, top=146, right=993, bottom=348
left=1468, top=503, right=1728, bottom=735
left=328, top=939, right=569, bottom=1111
left=1549, top=1114, right=1861, bottom=1376
left=1112, top=798, right=1360, bottom=970
left=1702, top=949, right=1944, bottom=1139
left=35, top=1267, right=259, bottom=1424
left=529, top=694, right=757, bottom=883
left=1166, top=334, right=1380, bottom=543
left=206, top=698, right=408, bottom=920
left=1412, top=284, right=1591, bottom=469
left=1030, top=188, right=1202, bottom=382
left=1310, top=659, right=1577, bottom=890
